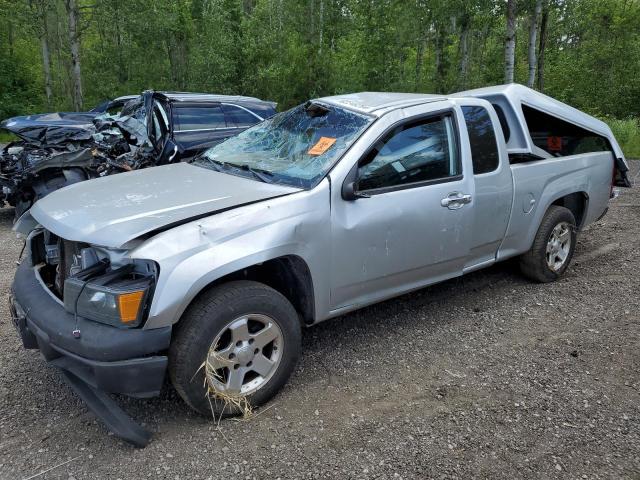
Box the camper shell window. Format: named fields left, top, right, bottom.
left=521, top=104, right=612, bottom=157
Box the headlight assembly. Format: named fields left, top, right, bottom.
left=63, top=261, right=156, bottom=328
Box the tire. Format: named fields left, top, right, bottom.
left=168, top=280, right=302, bottom=417
left=519, top=205, right=577, bottom=283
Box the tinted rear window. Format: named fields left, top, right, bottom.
left=223, top=105, right=260, bottom=127
left=174, top=106, right=226, bottom=131
left=462, top=106, right=500, bottom=174
left=491, top=104, right=511, bottom=142
left=522, top=105, right=611, bottom=157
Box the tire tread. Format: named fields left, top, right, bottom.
left=519, top=205, right=576, bottom=283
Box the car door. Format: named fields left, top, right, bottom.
left=330, top=107, right=474, bottom=310
left=172, top=103, right=235, bottom=156
left=457, top=101, right=513, bottom=271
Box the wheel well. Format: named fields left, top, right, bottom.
left=552, top=192, right=588, bottom=229
left=194, top=255, right=315, bottom=325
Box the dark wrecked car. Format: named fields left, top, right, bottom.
left=0, top=95, right=139, bottom=135
left=0, top=91, right=276, bottom=219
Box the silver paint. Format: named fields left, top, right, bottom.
left=28, top=162, right=300, bottom=248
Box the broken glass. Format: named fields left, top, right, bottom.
left=195, top=102, right=373, bottom=188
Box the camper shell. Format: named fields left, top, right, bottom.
left=454, top=84, right=630, bottom=187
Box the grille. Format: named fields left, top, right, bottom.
left=31, top=230, right=85, bottom=298
left=54, top=239, right=82, bottom=296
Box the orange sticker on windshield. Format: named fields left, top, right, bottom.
left=308, top=137, right=337, bottom=156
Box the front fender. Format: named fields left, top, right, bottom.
left=131, top=179, right=331, bottom=329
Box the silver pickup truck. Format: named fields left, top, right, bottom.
left=10, top=84, right=631, bottom=445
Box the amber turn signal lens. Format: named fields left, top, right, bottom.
left=118, top=291, right=145, bottom=323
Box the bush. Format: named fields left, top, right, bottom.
left=604, top=117, right=640, bottom=159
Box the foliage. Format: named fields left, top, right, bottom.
left=0, top=0, right=638, bottom=154
left=605, top=118, right=640, bottom=158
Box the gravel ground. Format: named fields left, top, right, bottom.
left=0, top=162, right=638, bottom=480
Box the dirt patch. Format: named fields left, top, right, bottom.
left=0, top=162, right=638, bottom=479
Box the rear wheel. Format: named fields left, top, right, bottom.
left=169, top=281, right=301, bottom=417
left=519, top=205, right=577, bottom=283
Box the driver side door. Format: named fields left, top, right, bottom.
left=330, top=108, right=473, bottom=310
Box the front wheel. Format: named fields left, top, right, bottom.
left=519, top=205, right=577, bottom=283
left=169, top=281, right=301, bottom=417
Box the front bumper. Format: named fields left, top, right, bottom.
left=11, top=258, right=171, bottom=398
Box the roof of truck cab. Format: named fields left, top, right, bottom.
left=316, top=92, right=446, bottom=115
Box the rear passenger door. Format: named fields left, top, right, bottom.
left=172, top=104, right=235, bottom=156
left=458, top=102, right=513, bottom=271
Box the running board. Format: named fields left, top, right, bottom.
left=60, top=370, right=152, bottom=447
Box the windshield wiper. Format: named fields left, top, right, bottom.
left=235, top=164, right=275, bottom=183
left=197, top=157, right=275, bottom=184
left=201, top=158, right=225, bottom=171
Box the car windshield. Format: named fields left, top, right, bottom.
left=194, top=102, right=373, bottom=188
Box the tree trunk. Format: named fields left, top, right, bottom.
left=504, top=0, right=516, bottom=84
left=537, top=6, right=549, bottom=92
left=527, top=0, right=542, bottom=88
left=242, top=0, right=255, bottom=16
left=40, top=21, right=53, bottom=106
left=8, top=18, right=14, bottom=58
left=458, top=16, right=470, bottom=90
left=434, top=25, right=447, bottom=93
left=167, top=36, right=189, bottom=90
left=65, top=0, right=82, bottom=110
left=415, top=34, right=426, bottom=90
left=318, top=0, right=324, bottom=54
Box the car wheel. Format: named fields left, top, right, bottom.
left=519, top=205, right=577, bottom=283
left=169, top=280, right=301, bottom=417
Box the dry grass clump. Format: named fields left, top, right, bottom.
left=193, top=347, right=254, bottom=425
left=203, top=356, right=253, bottom=420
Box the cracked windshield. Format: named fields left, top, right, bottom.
left=194, top=102, right=373, bottom=188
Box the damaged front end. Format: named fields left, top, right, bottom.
left=32, top=230, right=157, bottom=329
left=11, top=228, right=168, bottom=446
left=0, top=93, right=156, bottom=219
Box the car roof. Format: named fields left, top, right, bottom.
left=154, top=92, right=270, bottom=105
left=112, top=95, right=139, bottom=103
left=315, top=92, right=447, bottom=116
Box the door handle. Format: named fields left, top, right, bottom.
left=441, top=192, right=472, bottom=210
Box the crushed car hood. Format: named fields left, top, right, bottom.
left=1, top=112, right=98, bottom=145
left=29, top=162, right=300, bottom=248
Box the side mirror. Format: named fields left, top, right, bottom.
left=341, top=181, right=370, bottom=201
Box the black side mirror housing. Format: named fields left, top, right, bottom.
left=341, top=161, right=370, bottom=200
left=342, top=181, right=370, bottom=201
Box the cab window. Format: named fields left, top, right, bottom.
left=462, top=106, right=500, bottom=174
left=357, top=114, right=460, bottom=192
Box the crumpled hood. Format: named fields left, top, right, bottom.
left=29, top=162, right=300, bottom=248
left=1, top=112, right=97, bottom=145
